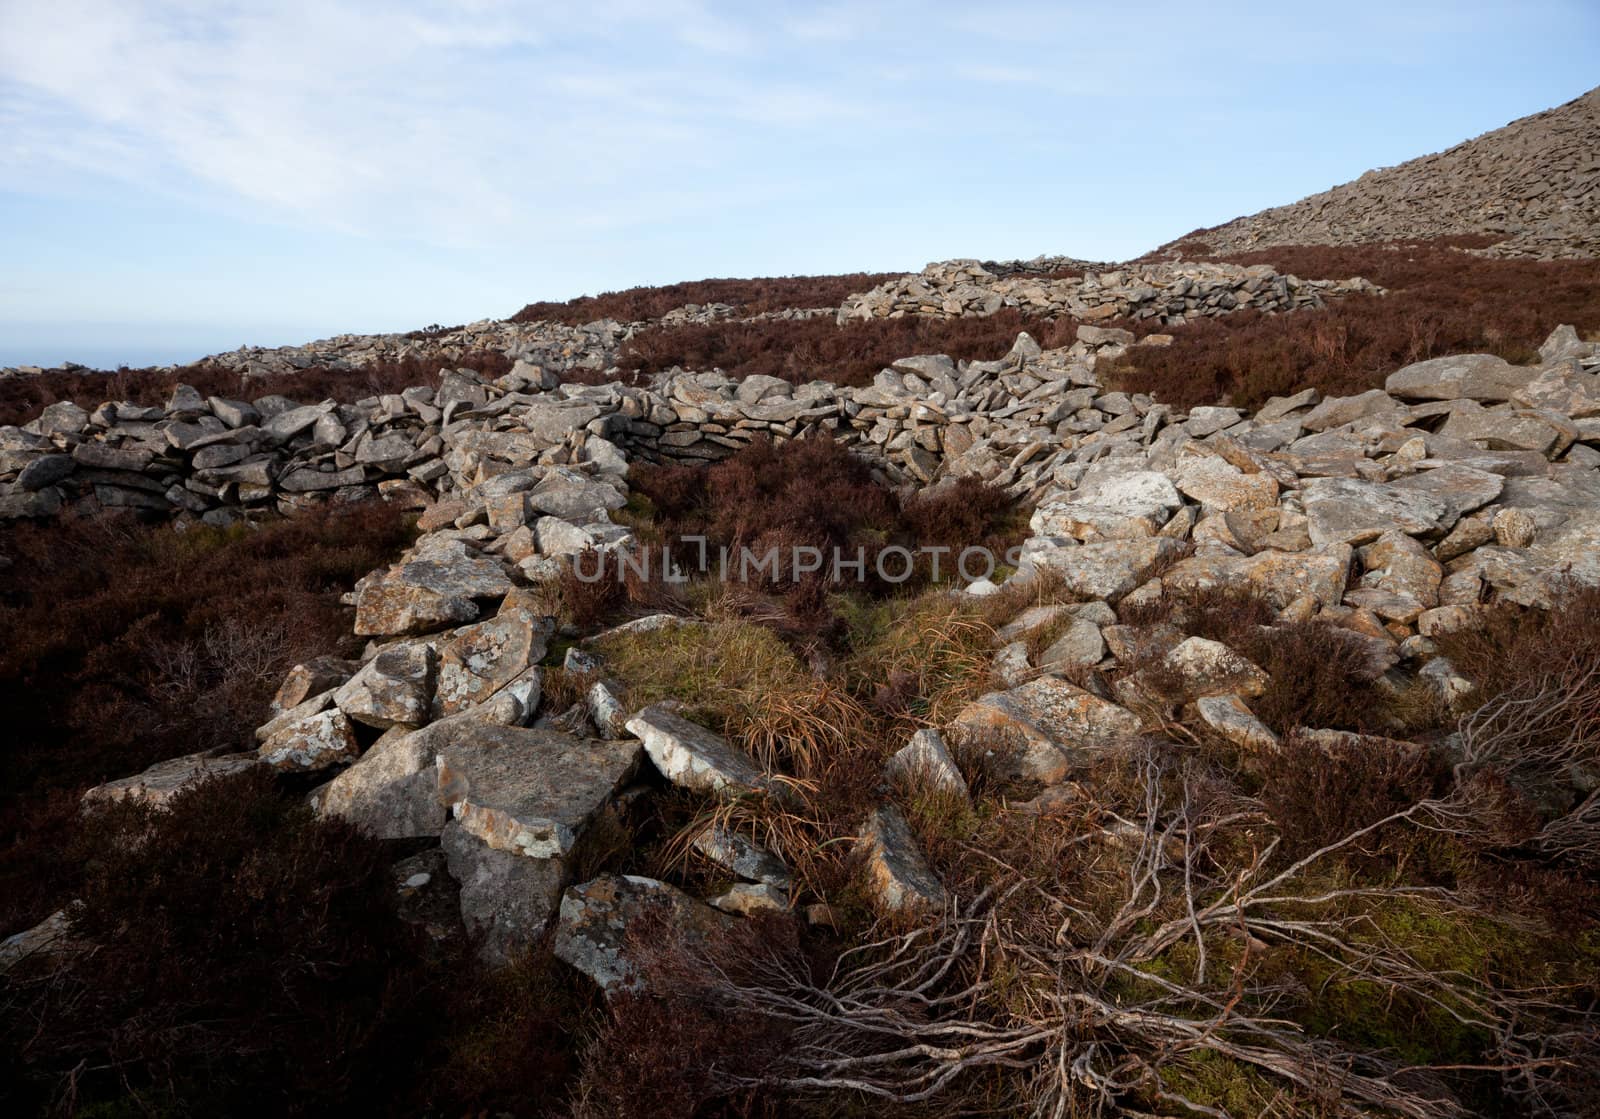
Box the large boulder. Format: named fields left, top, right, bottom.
left=1385, top=353, right=1533, bottom=403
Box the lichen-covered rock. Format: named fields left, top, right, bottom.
left=624, top=703, right=772, bottom=797
left=335, top=643, right=437, bottom=729
left=855, top=805, right=946, bottom=915
left=553, top=874, right=732, bottom=993
left=433, top=610, right=553, bottom=718
left=82, top=751, right=260, bottom=808
left=950, top=676, right=1140, bottom=784
left=1024, top=538, right=1188, bottom=602
left=258, top=709, right=361, bottom=771
left=884, top=728, right=970, bottom=802
left=353, top=538, right=511, bottom=637
left=435, top=726, right=642, bottom=859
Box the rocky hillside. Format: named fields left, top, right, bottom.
left=1163, top=85, right=1600, bottom=260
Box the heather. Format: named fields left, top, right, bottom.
left=1106, top=241, right=1600, bottom=409
left=509, top=272, right=902, bottom=326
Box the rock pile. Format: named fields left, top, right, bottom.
left=1166, top=85, right=1600, bottom=260
left=837, top=259, right=1379, bottom=325
left=54, top=321, right=1600, bottom=983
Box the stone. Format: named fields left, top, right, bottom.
left=434, top=611, right=554, bottom=718
left=82, top=751, right=260, bottom=808
left=528, top=471, right=625, bottom=521
left=271, top=655, right=362, bottom=715
left=1492, top=507, right=1537, bottom=547
left=442, top=819, right=566, bottom=966
left=436, top=726, right=642, bottom=858
left=1299, top=389, right=1396, bottom=432
left=317, top=717, right=508, bottom=839
left=708, top=882, right=788, bottom=915
left=1025, top=537, right=1188, bottom=602
left=1173, top=453, right=1278, bottom=512
left=534, top=516, right=598, bottom=556
left=993, top=640, right=1032, bottom=687
left=1385, top=353, right=1533, bottom=402
left=554, top=874, right=732, bottom=993
left=1302, top=477, right=1451, bottom=547
left=1386, top=464, right=1503, bottom=523
left=16, top=454, right=73, bottom=491
left=1194, top=694, right=1280, bottom=752
left=1162, top=545, right=1353, bottom=609
left=1358, top=531, right=1443, bottom=607
left=624, top=703, right=773, bottom=797
left=884, top=728, right=969, bottom=802
left=950, top=676, right=1141, bottom=784
left=0, top=908, right=84, bottom=975
left=1037, top=617, right=1106, bottom=671
left=334, top=643, right=437, bottom=729
left=691, top=824, right=792, bottom=889
left=1161, top=637, right=1269, bottom=700
left=1438, top=409, right=1573, bottom=456
left=258, top=709, right=361, bottom=771
left=856, top=805, right=946, bottom=915
left=354, top=539, right=511, bottom=637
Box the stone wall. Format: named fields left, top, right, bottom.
left=837, top=259, right=1380, bottom=326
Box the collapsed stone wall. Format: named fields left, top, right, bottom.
left=837, top=259, right=1381, bottom=325
left=45, top=321, right=1600, bottom=975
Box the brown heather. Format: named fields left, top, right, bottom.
left=618, top=308, right=1096, bottom=387
left=0, top=350, right=513, bottom=429
left=509, top=272, right=902, bottom=326
left=0, top=502, right=415, bottom=937
left=1107, top=240, right=1600, bottom=410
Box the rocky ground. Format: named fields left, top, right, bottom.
left=1163, top=85, right=1600, bottom=260
left=5, top=97, right=1600, bottom=1111
left=7, top=292, right=1600, bottom=1113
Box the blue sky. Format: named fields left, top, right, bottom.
left=2, top=0, right=1597, bottom=369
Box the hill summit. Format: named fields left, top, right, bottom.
left=1165, top=84, right=1600, bottom=260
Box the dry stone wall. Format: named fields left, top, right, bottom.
left=837, top=259, right=1380, bottom=325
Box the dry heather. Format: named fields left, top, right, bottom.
left=0, top=350, right=513, bottom=429
left=1106, top=241, right=1600, bottom=409
left=510, top=272, right=902, bottom=326
left=618, top=308, right=1097, bottom=387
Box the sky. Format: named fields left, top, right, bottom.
left=1, top=1, right=1597, bottom=369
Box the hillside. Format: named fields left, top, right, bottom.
left=1162, top=85, right=1600, bottom=260
left=6, top=87, right=1600, bottom=1119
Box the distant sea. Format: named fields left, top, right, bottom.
left=0, top=344, right=215, bottom=371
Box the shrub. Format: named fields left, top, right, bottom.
left=619, top=309, right=1095, bottom=387
left=0, top=501, right=414, bottom=937
left=509, top=273, right=902, bottom=326
left=0, top=770, right=433, bottom=1116
left=1105, top=241, right=1600, bottom=410
left=0, top=350, right=512, bottom=428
